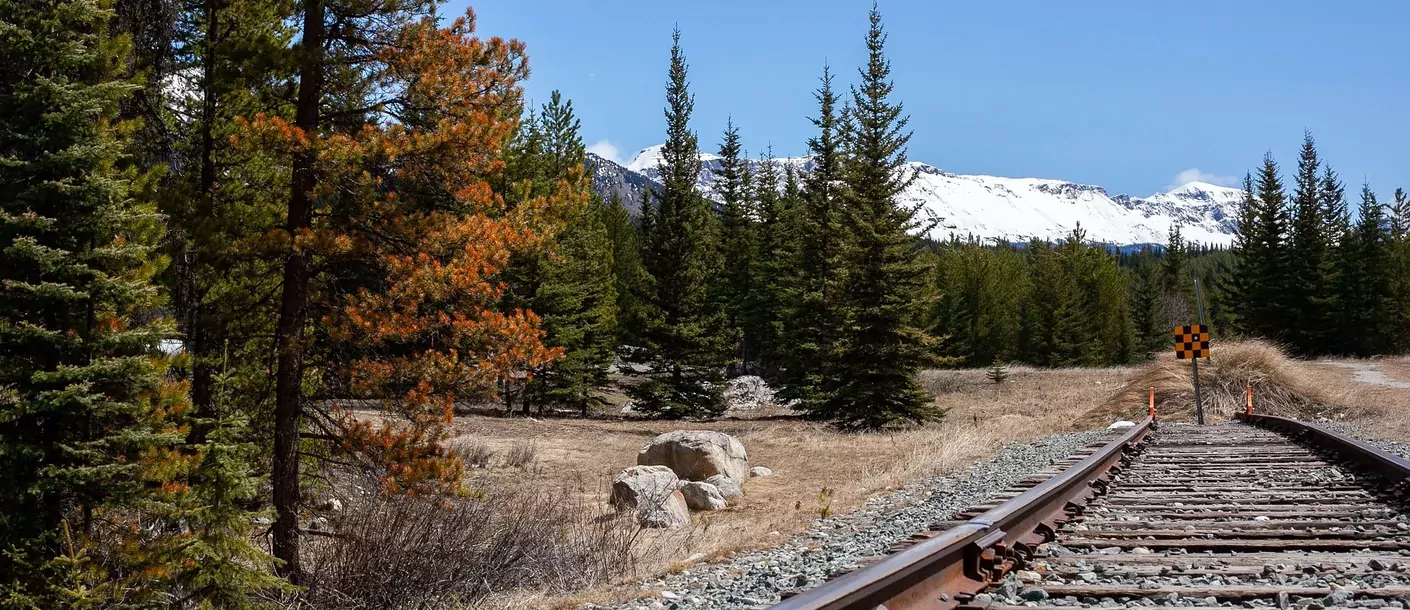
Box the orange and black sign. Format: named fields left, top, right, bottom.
left=1174, top=324, right=1211, bottom=359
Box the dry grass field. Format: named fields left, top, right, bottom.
left=452, top=366, right=1134, bottom=608
left=333, top=342, right=1410, bottom=608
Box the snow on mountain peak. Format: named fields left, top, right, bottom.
left=595, top=145, right=1244, bottom=245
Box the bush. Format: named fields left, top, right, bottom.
left=300, top=486, right=644, bottom=609
left=1082, top=339, right=1334, bottom=426
left=501, top=440, right=538, bottom=469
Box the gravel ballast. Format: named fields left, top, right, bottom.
left=609, top=429, right=1107, bottom=610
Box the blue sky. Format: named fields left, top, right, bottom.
left=455, top=1, right=1409, bottom=197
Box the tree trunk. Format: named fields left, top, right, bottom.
left=272, top=0, right=323, bottom=583
left=185, top=0, right=218, bottom=446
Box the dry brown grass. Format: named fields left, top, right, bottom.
left=1079, top=340, right=1337, bottom=427
left=1299, top=355, right=1410, bottom=441
left=453, top=365, right=1134, bottom=609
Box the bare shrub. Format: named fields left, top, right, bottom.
left=501, top=440, right=538, bottom=469
left=301, top=486, right=644, bottom=609
left=1082, top=339, right=1335, bottom=426
left=453, top=440, right=494, bottom=469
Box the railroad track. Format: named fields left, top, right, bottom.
left=773, top=415, right=1410, bottom=610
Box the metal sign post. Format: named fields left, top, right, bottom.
left=1173, top=280, right=1212, bottom=425
left=1193, top=280, right=1208, bottom=425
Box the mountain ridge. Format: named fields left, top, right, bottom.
left=586, top=145, right=1244, bottom=246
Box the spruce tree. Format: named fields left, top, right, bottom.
left=1160, top=224, right=1193, bottom=322
left=1337, top=184, right=1392, bottom=356
left=1285, top=133, right=1333, bottom=353
left=501, top=92, right=620, bottom=414
left=1130, top=255, right=1164, bottom=358
left=714, top=119, right=755, bottom=362
left=527, top=198, right=619, bottom=414
left=602, top=192, right=650, bottom=347
left=822, top=5, right=943, bottom=428
left=632, top=30, right=733, bottom=417
left=745, top=159, right=804, bottom=377
left=0, top=0, right=190, bottom=597
left=1390, top=188, right=1410, bottom=352
left=1234, top=154, right=1292, bottom=341
left=777, top=65, right=846, bottom=409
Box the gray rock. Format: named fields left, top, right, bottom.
left=680, top=481, right=728, bottom=511
left=639, top=430, right=750, bottom=482
left=705, top=474, right=744, bottom=504
left=1021, top=587, right=1050, bottom=601
left=612, top=465, right=691, bottom=528
left=749, top=466, right=774, bottom=478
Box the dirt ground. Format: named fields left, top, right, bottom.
left=451, top=366, right=1134, bottom=608
left=1302, top=355, right=1410, bottom=440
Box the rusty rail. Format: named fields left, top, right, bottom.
left=771, top=417, right=1155, bottom=610
left=1235, top=412, right=1410, bottom=487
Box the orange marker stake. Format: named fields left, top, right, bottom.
left=1246, top=385, right=1253, bottom=415
left=1148, top=386, right=1156, bottom=420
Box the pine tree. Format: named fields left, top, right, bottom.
left=499, top=92, right=620, bottom=414
left=631, top=30, right=733, bottom=417
left=821, top=5, right=943, bottom=429
left=174, top=349, right=289, bottom=608
left=1233, top=154, right=1292, bottom=342
left=776, top=64, right=846, bottom=409
left=527, top=199, right=618, bottom=414
left=1160, top=224, right=1193, bottom=323
left=251, top=10, right=549, bottom=577
left=1336, top=184, right=1393, bottom=356
left=602, top=192, right=650, bottom=347
left=1130, top=255, right=1164, bottom=358
left=1285, top=133, right=1333, bottom=354
left=745, top=158, right=804, bottom=377
left=0, top=0, right=192, bottom=597
left=714, top=119, right=755, bottom=366
left=1390, top=188, right=1410, bottom=352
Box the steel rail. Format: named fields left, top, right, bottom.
left=771, top=416, right=1155, bottom=610
left=1235, top=412, right=1410, bottom=486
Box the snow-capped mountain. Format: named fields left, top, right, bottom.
left=586, top=145, right=1246, bottom=246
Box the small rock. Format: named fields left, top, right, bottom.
left=1016, top=570, right=1042, bottom=583
left=1077, top=572, right=1099, bottom=583
left=1097, top=546, right=1123, bottom=555
left=1276, top=591, right=1290, bottom=609
left=660, top=591, right=679, bottom=600
left=706, top=474, right=744, bottom=503
left=680, top=481, right=728, bottom=511
left=1323, top=589, right=1351, bottom=606
left=1254, top=515, right=1271, bottom=522
left=1132, top=546, right=1152, bottom=554
left=1107, top=420, right=1136, bottom=430
left=749, top=466, right=774, bottom=478
left=1370, top=558, right=1390, bottom=571
left=1021, top=588, right=1050, bottom=602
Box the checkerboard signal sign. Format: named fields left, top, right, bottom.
left=1173, top=324, right=1210, bottom=360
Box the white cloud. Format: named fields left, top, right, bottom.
left=586, top=140, right=622, bottom=164
left=1169, top=168, right=1239, bottom=189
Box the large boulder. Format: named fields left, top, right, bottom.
left=679, top=481, right=728, bottom=511
left=638, top=430, right=749, bottom=482
left=611, top=465, right=690, bottom=528
left=705, top=474, right=743, bottom=504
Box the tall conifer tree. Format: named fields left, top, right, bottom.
left=0, top=0, right=191, bottom=598
left=1234, top=154, right=1291, bottom=341
left=632, top=30, right=733, bottom=417
left=714, top=119, right=755, bottom=365
left=777, top=65, right=846, bottom=409
left=1285, top=133, right=1333, bottom=353
left=821, top=5, right=943, bottom=428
